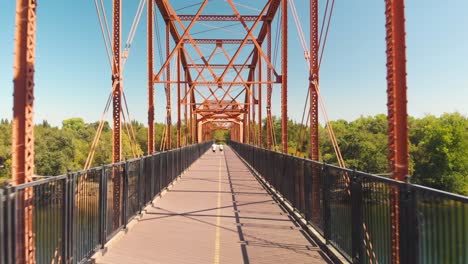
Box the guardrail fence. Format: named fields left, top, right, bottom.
left=1, top=141, right=211, bottom=264
left=230, top=141, right=467, bottom=264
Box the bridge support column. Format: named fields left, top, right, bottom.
left=385, top=0, right=409, bottom=263
left=148, top=0, right=155, bottom=154
left=281, top=0, right=288, bottom=153
left=177, top=49, right=181, bottom=148
left=112, top=0, right=123, bottom=231
left=258, top=57, right=262, bottom=147
left=309, top=0, right=321, bottom=229
left=165, top=21, right=172, bottom=150
left=12, top=0, right=37, bottom=262
left=266, top=21, right=272, bottom=150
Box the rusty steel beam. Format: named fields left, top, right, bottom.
left=182, top=39, right=254, bottom=45
left=309, top=0, right=321, bottom=236
left=184, top=70, right=188, bottom=146
left=258, top=57, right=262, bottom=147
left=165, top=21, right=172, bottom=150
left=177, top=14, right=263, bottom=21
left=186, top=64, right=252, bottom=68
left=112, top=0, right=122, bottom=231
left=154, top=0, right=195, bottom=85
left=385, top=0, right=409, bottom=263
left=155, top=81, right=278, bottom=85
left=220, top=0, right=279, bottom=82
left=281, top=0, right=288, bottom=153
left=247, top=0, right=282, bottom=85
left=266, top=21, right=272, bottom=149
left=12, top=0, right=37, bottom=262
left=148, top=0, right=155, bottom=154
left=310, top=0, right=319, bottom=161
left=156, top=1, right=219, bottom=82
left=177, top=49, right=182, bottom=148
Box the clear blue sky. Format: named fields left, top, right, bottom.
left=1, top=0, right=467, bottom=127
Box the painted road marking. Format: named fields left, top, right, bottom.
left=214, top=156, right=222, bottom=264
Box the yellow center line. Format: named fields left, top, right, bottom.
left=214, top=155, right=222, bottom=264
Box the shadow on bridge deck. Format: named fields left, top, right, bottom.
left=92, top=147, right=332, bottom=264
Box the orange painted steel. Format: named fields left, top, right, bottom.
left=310, top=0, right=319, bottom=161
left=153, top=1, right=210, bottom=82
left=385, top=0, right=409, bottom=263
left=310, top=0, right=321, bottom=227
left=165, top=21, right=172, bottom=150
left=147, top=0, right=155, bottom=154
left=258, top=58, right=263, bottom=147
left=112, top=0, right=122, bottom=230
left=12, top=0, right=37, bottom=262
left=151, top=0, right=282, bottom=147
left=177, top=49, right=182, bottom=148
left=281, top=0, right=288, bottom=153
left=266, top=21, right=272, bottom=150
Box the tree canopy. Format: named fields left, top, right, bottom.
left=0, top=113, right=466, bottom=195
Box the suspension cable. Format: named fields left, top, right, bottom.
left=93, top=0, right=114, bottom=69
left=319, top=0, right=336, bottom=68
left=122, top=0, right=147, bottom=69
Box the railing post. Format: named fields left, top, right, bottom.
left=150, top=155, right=155, bottom=198
left=399, top=180, right=419, bottom=264
left=99, top=165, right=108, bottom=248
left=0, top=187, right=5, bottom=264
left=138, top=158, right=144, bottom=214
left=3, top=183, right=15, bottom=264
left=69, top=172, right=76, bottom=262
left=351, top=169, right=364, bottom=264
left=122, top=161, right=129, bottom=229
left=322, top=164, right=331, bottom=243
left=61, top=172, right=70, bottom=262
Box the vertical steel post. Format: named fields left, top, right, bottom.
left=310, top=0, right=321, bottom=228
left=184, top=72, right=188, bottom=146
left=310, top=0, right=319, bottom=161
left=177, top=49, right=182, bottom=148
left=112, top=0, right=122, bottom=230
left=251, top=71, right=256, bottom=145
left=165, top=21, right=172, bottom=150
left=122, top=161, right=128, bottom=229
left=266, top=21, right=272, bottom=149
left=12, top=0, right=37, bottom=262
left=99, top=165, right=107, bottom=248
left=258, top=57, right=262, bottom=147
left=351, top=171, right=364, bottom=263
left=147, top=0, right=155, bottom=154
left=194, top=114, right=198, bottom=143
left=385, top=1, right=409, bottom=263
left=281, top=0, right=288, bottom=153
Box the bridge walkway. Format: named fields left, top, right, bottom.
left=93, top=146, right=331, bottom=264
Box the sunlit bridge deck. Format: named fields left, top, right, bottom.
left=92, top=146, right=332, bottom=264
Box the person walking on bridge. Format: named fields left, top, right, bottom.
left=212, top=143, right=217, bottom=153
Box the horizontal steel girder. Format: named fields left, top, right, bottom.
left=177, top=14, right=264, bottom=21
left=182, top=38, right=255, bottom=45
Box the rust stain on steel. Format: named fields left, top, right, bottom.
left=12, top=0, right=37, bottom=262
left=385, top=0, right=409, bottom=263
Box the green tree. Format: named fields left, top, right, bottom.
left=410, top=113, right=468, bottom=194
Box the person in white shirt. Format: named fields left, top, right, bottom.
left=212, top=143, right=217, bottom=152
left=219, top=144, right=223, bottom=152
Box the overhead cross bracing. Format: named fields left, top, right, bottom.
left=150, top=0, right=284, bottom=145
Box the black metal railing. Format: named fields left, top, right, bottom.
left=0, top=141, right=211, bottom=264
left=230, top=141, right=468, bottom=264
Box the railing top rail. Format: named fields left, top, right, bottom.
left=231, top=141, right=468, bottom=202
left=8, top=174, right=68, bottom=190
left=3, top=141, right=212, bottom=191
